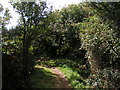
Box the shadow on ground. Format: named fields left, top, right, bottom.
left=29, top=66, right=57, bottom=88
left=28, top=66, right=72, bottom=88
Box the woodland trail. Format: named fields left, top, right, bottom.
left=50, top=67, right=72, bottom=88
left=32, top=65, right=72, bottom=88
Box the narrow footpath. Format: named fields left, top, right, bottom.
left=51, top=67, right=71, bottom=88
left=30, top=65, right=72, bottom=88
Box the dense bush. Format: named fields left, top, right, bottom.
left=86, top=68, right=120, bottom=88
left=79, top=3, right=120, bottom=72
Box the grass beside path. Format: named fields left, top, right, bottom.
left=36, top=59, right=90, bottom=88
left=29, top=65, right=72, bottom=88
left=29, top=65, right=57, bottom=88
left=58, top=67, right=86, bottom=88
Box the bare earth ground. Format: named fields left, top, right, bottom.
left=50, top=67, right=72, bottom=88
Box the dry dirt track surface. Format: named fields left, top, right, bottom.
left=50, top=67, right=72, bottom=89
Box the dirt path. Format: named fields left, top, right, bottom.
left=50, top=67, right=72, bottom=88
left=33, top=65, right=72, bottom=88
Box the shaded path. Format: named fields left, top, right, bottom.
left=51, top=67, right=72, bottom=88
left=31, top=65, right=72, bottom=88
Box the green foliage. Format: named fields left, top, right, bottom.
left=38, top=59, right=86, bottom=68
left=80, top=3, right=120, bottom=69
left=33, top=4, right=86, bottom=59
left=86, top=68, right=120, bottom=88
left=2, top=1, right=50, bottom=88
left=80, top=15, right=112, bottom=51
left=2, top=1, right=120, bottom=89
left=0, top=4, right=3, bottom=12
left=59, top=4, right=85, bottom=23
left=9, top=1, right=49, bottom=76
left=0, top=8, right=11, bottom=28
left=79, top=2, right=120, bottom=88
left=58, top=67, right=86, bottom=88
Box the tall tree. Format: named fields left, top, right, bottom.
left=12, top=1, right=48, bottom=75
